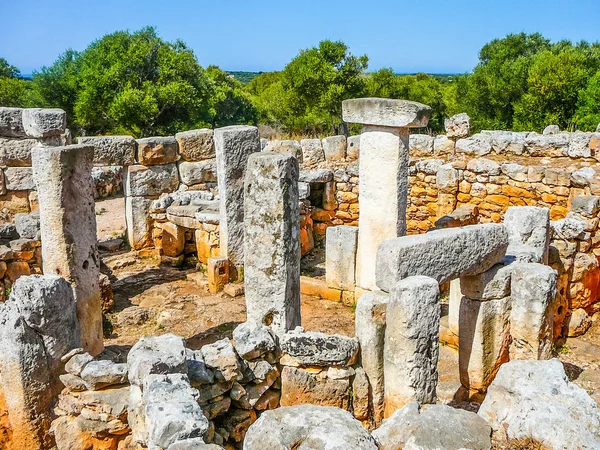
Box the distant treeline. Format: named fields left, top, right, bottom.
left=1, top=28, right=599, bottom=137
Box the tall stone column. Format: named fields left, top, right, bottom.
left=214, top=125, right=261, bottom=279
left=383, top=275, right=440, bottom=418
left=32, top=144, right=103, bottom=355
left=342, top=98, right=431, bottom=290
left=244, top=152, right=300, bottom=333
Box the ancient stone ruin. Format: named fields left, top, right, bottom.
left=0, top=102, right=599, bottom=449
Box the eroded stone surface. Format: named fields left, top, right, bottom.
left=342, top=98, right=431, bottom=128
left=78, top=135, right=136, bottom=166
left=280, top=329, right=358, bottom=367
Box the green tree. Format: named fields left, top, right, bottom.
left=576, top=70, right=600, bottom=130
left=0, top=57, right=32, bottom=107
left=205, top=66, right=257, bottom=128
left=0, top=58, right=20, bottom=78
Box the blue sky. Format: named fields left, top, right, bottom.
left=1, top=0, right=598, bottom=74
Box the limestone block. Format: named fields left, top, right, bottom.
left=455, top=133, right=492, bottom=156
left=409, top=134, right=434, bottom=156
left=77, top=135, right=136, bottom=166
left=526, top=133, right=569, bottom=156
left=0, top=107, right=25, bottom=137
left=244, top=404, right=378, bottom=449
left=175, top=129, right=215, bottom=161
left=444, top=113, right=470, bottom=138
left=280, top=329, right=359, bottom=367
left=264, top=139, right=303, bottom=162
left=571, top=167, right=595, bottom=187
left=136, top=136, right=179, bottom=165
left=510, top=263, right=557, bottom=360
left=125, top=164, right=179, bottom=197
left=459, top=296, right=511, bottom=395
left=435, top=163, right=458, bottom=193
left=207, top=256, right=229, bottom=294
left=22, top=108, right=66, bottom=138
left=356, top=126, right=409, bottom=289
left=200, top=338, right=244, bottom=383
left=346, top=135, right=360, bottom=160
left=568, top=131, right=592, bottom=158
left=433, top=135, right=454, bottom=154
left=373, top=402, right=492, bottom=450
left=0, top=137, right=39, bottom=166
left=300, top=138, right=325, bottom=166
left=126, top=196, right=154, bottom=250
left=158, top=221, right=185, bottom=257
left=0, top=275, right=80, bottom=449
left=325, top=225, right=358, bottom=290
left=460, top=261, right=513, bottom=300
left=178, top=159, right=217, bottom=185
left=32, top=144, right=103, bottom=355
left=355, top=291, right=389, bottom=424
left=501, top=162, right=527, bottom=181
left=127, top=334, right=187, bottom=386
left=244, top=152, right=300, bottom=332
left=415, top=158, right=443, bottom=175
left=15, top=212, right=40, bottom=239
left=543, top=125, right=560, bottom=135
left=322, top=181, right=337, bottom=211
left=80, top=360, right=128, bottom=390
left=280, top=366, right=351, bottom=409
left=478, top=359, right=600, bottom=449
left=298, top=181, right=310, bottom=200
left=552, top=217, right=586, bottom=240
left=145, top=400, right=209, bottom=449
left=384, top=276, right=440, bottom=417
left=232, top=320, right=276, bottom=360
left=571, top=195, right=600, bottom=217
left=4, top=167, right=34, bottom=190
left=376, top=223, right=508, bottom=292
left=466, top=158, right=501, bottom=175
left=322, top=135, right=347, bottom=162
left=446, top=278, right=461, bottom=347
left=215, top=125, right=261, bottom=268
left=342, top=98, right=431, bottom=128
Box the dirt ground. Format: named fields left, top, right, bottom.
left=95, top=195, right=600, bottom=409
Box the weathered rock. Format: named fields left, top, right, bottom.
left=4, top=167, right=34, bottom=190
left=78, top=135, right=137, bottom=166
left=244, top=152, right=301, bottom=332
left=460, top=261, right=513, bottom=300
left=346, top=135, right=360, bottom=160
left=80, top=360, right=129, bottom=390
left=572, top=195, right=600, bottom=217
left=127, top=334, right=187, bottom=386
left=568, top=308, right=593, bottom=337
left=32, top=144, right=103, bottom=355
left=384, top=276, right=440, bottom=417
left=214, top=125, right=261, bottom=269
left=14, top=212, right=40, bottom=239
left=280, top=329, right=359, bottom=367
left=455, top=133, right=492, bottom=156
left=342, top=98, right=431, bottom=128
left=355, top=291, right=388, bottom=424
left=552, top=217, right=586, bottom=240
left=568, top=131, right=592, bottom=158
left=543, top=124, right=560, bottom=135
left=22, top=108, right=66, bottom=138
left=0, top=275, right=80, bottom=449
left=200, top=338, right=244, bottom=383
left=409, top=134, right=434, bottom=156
left=244, top=404, right=378, bottom=449
left=445, top=113, right=471, bottom=139
left=65, top=352, right=94, bottom=376
left=168, top=438, right=223, bottom=449
left=459, top=296, right=511, bottom=396
left=510, top=263, right=557, bottom=360
left=504, top=206, right=550, bottom=264
left=232, top=321, right=277, bottom=360
left=300, top=139, right=325, bottom=166
left=466, top=158, right=501, bottom=175
left=50, top=416, right=120, bottom=450
left=373, top=401, right=492, bottom=450
left=322, top=135, right=347, bottom=162
left=178, top=160, right=217, bottom=185
left=526, top=132, right=569, bottom=156
left=415, top=158, right=444, bottom=174
left=125, top=164, right=179, bottom=197
left=137, top=136, right=179, bottom=165
left=570, top=167, right=595, bottom=187
left=299, top=169, right=333, bottom=183
left=175, top=129, right=215, bottom=161
left=264, top=139, right=303, bottom=162
left=145, top=401, right=209, bottom=450
left=325, top=225, right=358, bottom=291
left=0, top=107, right=25, bottom=137
left=280, top=366, right=350, bottom=409
left=0, top=137, right=40, bottom=166
left=479, top=359, right=600, bottom=449
left=126, top=196, right=154, bottom=250
left=376, top=224, right=508, bottom=292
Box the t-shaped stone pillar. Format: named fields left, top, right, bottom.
left=342, top=98, right=431, bottom=290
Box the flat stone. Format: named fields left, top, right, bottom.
left=175, top=129, right=215, bottom=161
left=376, top=224, right=508, bottom=292
left=460, top=261, right=513, bottom=300
left=127, top=334, right=187, bottom=386
left=98, top=238, right=123, bottom=252
left=280, top=329, right=359, bottom=367
left=78, top=135, right=136, bottom=166
left=245, top=404, right=378, bottom=449
left=280, top=366, right=350, bottom=409
left=125, top=164, right=179, bottom=197
left=80, top=360, right=128, bottom=390
left=342, top=98, right=431, bottom=128
left=168, top=438, right=223, bottom=449
left=145, top=400, right=209, bottom=450
left=479, top=359, right=600, bottom=449
left=373, top=402, right=491, bottom=450
left=322, top=135, right=347, bottom=162
left=22, top=108, right=66, bottom=138
left=299, top=169, right=333, bottom=183
left=232, top=321, right=277, bottom=360
left=65, top=352, right=94, bottom=376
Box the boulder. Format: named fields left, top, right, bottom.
left=0, top=107, right=25, bottom=137
left=543, top=125, right=560, bottom=135
left=22, top=108, right=66, bottom=138
left=373, top=402, right=492, bottom=450
left=445, top=113, right=471, bottom=139
left=478, top=359, right=600, bottom=449
left=80, top=360, right=128, bottom=390
left=127, top=334, right=187, bottom=386
left=232, top=321, right=277, bottom=360
left=244, top=405, right=378, bottom=449
left=280, top=329, right=359, bottom=367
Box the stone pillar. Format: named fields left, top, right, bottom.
left=510, top=263, right=557, bottom=360
left=326, top=225, right=358, bottom=291
left=214, top=125, right=261, bottom=279
left=446, top=278, right=462, bottom=347
left=244, top=152, right=300, bottom=332
left=0, top=275, right=80, bottom=450
left=384, top=276, right=440, bottom=417
left=342, top=98, right=431, bottom=290
left=32, top=144, right=103, bottom=355
left=355, top=290, right=388, bottom=425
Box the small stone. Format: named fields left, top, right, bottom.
left=279, top=330, right=359, bottom=367
left=175, top=129, right=215, bottom=161
left=80, top=360, right=128, bottom=390
left=59, top=374, right=87, bottom=392
left=22, top=108, right=66, bottom=138
left=200, top=338, right=244, bottom=383
left=65, top=352, right=94, bottom=376
left=232, top=321, right=276, bottom=360
left=127, top=334, right=187, bottom=386
left=223, top=283, right=244, bottom=297
left=445, top=113, right=470, bottom=138
left=543, top=124, right=560, bottom=135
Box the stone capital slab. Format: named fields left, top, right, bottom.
left=342, top=98, right=431, bottom=128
